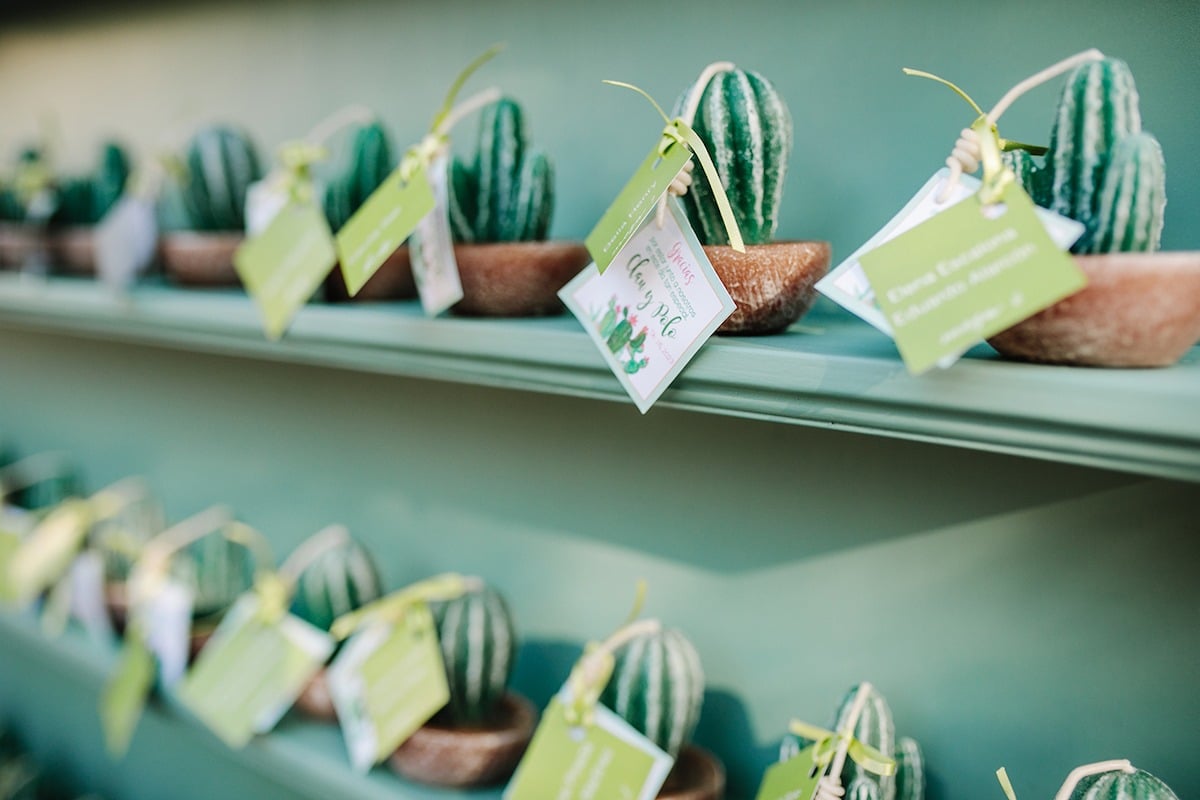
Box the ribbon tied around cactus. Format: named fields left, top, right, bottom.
left=329, top=572, right=478, bottom=640
left=787, top=719, right=897, bottom=778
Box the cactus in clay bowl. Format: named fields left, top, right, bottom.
left=986, top=55, right=1200, bottom=366
left=388, top=581, right=536, bottom=788
left=159, top=124, right=263, bottom=287
left=169, top=528, right=256, bottom=656
left=444, top=97, right=589, bottom=316
left=672, top=63, right=830, bottom=335
left=50, top=141, right=132, bottom=274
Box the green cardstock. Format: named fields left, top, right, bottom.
left=100, top=631, right=155, bottom=758
left=504, top=695, right=673, bottom=800
left=327, top=604, right=450, bottom=772
left=176, top=594, right=334, bottom=748
left=755, top=745, right=825, bottom=800
left=334, top=166, right=435, bottom=296
left=860, top=186, right=1086, bottom=374
left=8, top=499, right=91, bottom=606
left=0, top=527, right=21, bottom=604
left=234, top=201, right=337, bottom=341
left=585, top=139, right=692, bottom=274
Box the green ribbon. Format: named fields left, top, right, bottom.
left=971, top=117, right=1014, bottom=206
left=787, top=719, right=897, bottom=777
left=330, top=572, right=473, bottom=640
left=275, top=140, right=329, bottom=206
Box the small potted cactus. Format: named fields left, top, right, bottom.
left=168, top=527, right=257, bottom=657
left=0, top=147, right=53, bottom=271
left=49, top=141, right=131, bottom=275
left=1062, top=762, right=1179, bottom=800
left=387, top=580, right=536, bottom=787
left=673, top=63, right=831, bottom=335
left=159, top=125, right=263, bottom=287
left=985, top=56, right=1200, bottom=366
left=446, top=97, right=590, bottom=316
left=320, top=119, right=418, bottom=302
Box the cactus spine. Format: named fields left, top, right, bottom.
left=323, top=121, right=394, bottom=232
left=1070, top=768, right=1179, bottom=800
left=431, top=583, right=517, bottom=724
left=447, top=98, right=554, bottom=243
left=599, top=626, right=704, bottom=758
left=288, top=536, right=383, bottom=633
left=182, top=125, right=263, bottom=232
left=676, top=66, right=792, bottom=246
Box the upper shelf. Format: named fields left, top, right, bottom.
left=1, top=273, right=1197, bottom=482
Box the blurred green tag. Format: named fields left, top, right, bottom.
left=585, top=139, right=691, bottom=274
left=860, top=186, right=1086, bottom=374
left=8, top=499, right=91, bottom=605
left=504, top=695, right=673, bottom=799
left=0, top=527, right=21, bottom=604
left=335, top=166, right=435, bottom=296
left=756, top=745, right=825, bottom=800
left=177, top=594, right=334, bottom=748
left=100, top=631, right=155, bottom=758
left=327, top=603, right=449, bottom=772
left=234, top=201, right=337, bottom=341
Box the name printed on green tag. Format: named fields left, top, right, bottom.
left=234, top=201, right=338, bottom=341
left=334, top=165, right=436, bottom=296
left=859, top=185, right=1087, bottom=374
left=585, top=139, right=693, bottom=274
left=327, top=604, right=450, bottom=773
left=408, top=155, right=464, bottom=316
left=755, top=745, right=825, bottom=800
left=562, top=198, right=734, bottom=413
left=100, top=631, right=156, bottom=758
left=177, top=594, right=334, bottom=748
left=504, top=695, right=673, bottom=800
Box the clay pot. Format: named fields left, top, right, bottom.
left=703, top=241, right=831, bottom=335
left=387, top=692, right=537, bottom=787
left=51, top=227, right=97, bottom=276
left=324, top=247, right=417, bottom=302
left=987, top=252, right=1200, bottom=367
left=0, top=223, right=45, bottom=270
left=452, top=241, right=590, bottom=317
left=295, top=668, right=338, bottom=721
left=160, top=231, right=243, bottom=287
left=659, top=745, right=725, bottom=800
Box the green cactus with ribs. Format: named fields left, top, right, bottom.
left=52, top=142, right=132, bottom=227
left=430, top=581, right=518, bottom=725
left=322, top=120, right=395, bottom=232
left=177, top=125, right=263, bottom=232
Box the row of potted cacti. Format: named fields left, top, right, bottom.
left=1, top=53, right=1192, bottom=366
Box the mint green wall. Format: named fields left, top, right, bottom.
left=1, top=0, right=1197, bottom=261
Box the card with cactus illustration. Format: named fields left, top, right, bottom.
left=561, top=199, right=734, bottom=413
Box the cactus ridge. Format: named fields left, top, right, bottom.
left=172, top=531, right=256, bottom=620
left=1072, top=769, right=1180, bottom=800
left=432, top=584, right=516, bottom=724
left=1088, top=131, right=1165, bottom=254
left=288, top=536, right=382, bottom=633
left=894, top=737, right=925, bottom=800
left=323, top=121, right=394, bottom=232
left=183, top=126, right=262, bottom=232
left=52, top=142, right=131, bottom=226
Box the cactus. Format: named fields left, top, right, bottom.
left=1070, top=768, right=1179, bottom=800
left=322, top=120, right=395, bottom=232
left=170, top=530, right=256, bottom=621
left=674, top=66, right=793, bottom=246
left=1090, top=132, right=1165, bottom=254
left=87, top=493, right=165, bottom=586
left=180, top=125, right=263, bottom=232
left=431, top=582, right=517, bottom=724
left=894, top=737, right=925, bottom=800
left=8, top=465, right=81, bottom=513
left=52, top=143, right=132, bottom=226
left=447, top=98, right=554, bottom=243
left=599, top=626, right=704, bottom=759
left=288, top=535, right=383, bottom=633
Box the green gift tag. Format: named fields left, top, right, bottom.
left=860, top=185, right=1086, bottom=374
left=234, top=200, right=337, bottom=341
left=585, top=139, right=692, bottom=274
left=756, top=745, right=825, bottom=800
left=177, top=594, right=334, bottom=748
left=334, top=165, right=435, bottom=296
left=504, top=695, right=673, bottom=800
left=0, top=526, right=22, bottom=605
left=327, top=603, right=450, bottom=772
left=8, top=499, right=91, bottom=606
left=100, top=631, right=155, bottom=758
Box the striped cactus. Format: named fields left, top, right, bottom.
left=431, top=583, right=517, bottom=724
left=599, top=626, right=705, bottom=759
left=894, top=737, right=925, bottom=800
left=170, top=530, right=256, bottom=621
left=1001, top=149, right=1048, bottom=207
left=288, top=535, right=383, bottom=633
left=323, top=120, right=395, bottom=232
left=1070, top=768, right=1179, bottom=800
left=88, top=494, right=165, bottom=585
left=181, top=125, right=263, bottom=232
left=447, top=98, right=554, bottom=243
left=674, top=66, right=793, bottom=246
left=54, top=140, right=131, bottom=225
left=1089, top=132, right=1165, bottom=254
left=9, top=466, right=81, bottom=513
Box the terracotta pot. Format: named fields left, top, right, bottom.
left=295, top=667, right=338, bottom=721
left=452, top=241, right=590, bottom=317
left=0, top=223, right=46, bottom=270
left=104, top=582, right=130, bottom=635
left=703, top=241, right=831, bottom=335
left=387, top=692, right=537, bottom=787
left=324, top=246, right=416, bottom=302
left=51, top=227, right=97, bottom=276
left=659, top=745, right=725, bottom=800
left=160, top=231, right=243, bottom=287
left=987, top=251, right=1200, bottom=367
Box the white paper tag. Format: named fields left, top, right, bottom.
left=67, top=551, right=115, bottom=644
left=139, top=579, right=194, bottom=688
left=560, top=198, right=735, bottom=413
left=409, top=155, right=465, bottom=316
left=96, top=196, right=159, bottom=290
left=244, top=177, right=291, bottom=238
left=817, top=168, right=1086, bottom=335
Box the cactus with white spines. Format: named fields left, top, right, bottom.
left=170, top=530, right=256, bottom=621
left=599, top=626, right=705, bottom=759
left=323, top=120, right=395, bottom=232
left=893, top=737, right=925, bottom=800
left=288, top=535, right=383, bottom=633
left=180, top=125, right=263, bottom=232
left=1069, top=767, right=1178, bottom=800
left=674, top=66, right=793, bottom=246
left=1090, top=132, right=1165, bottom=254
left=447, top=98, right=554, bottom=243
left=431, top=582, right=517, bottom=724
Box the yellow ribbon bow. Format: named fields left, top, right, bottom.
left=787, top=719, right=897, bottom=777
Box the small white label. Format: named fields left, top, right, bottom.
left=139, top=579, right=194, bottom=688
left=68, top=551, right=114, bottom=644
left=96, top=196, right=159, bottom=290
left=409, top=155, right=465, bottom=316
left=244, top=177, right=291, bottom=238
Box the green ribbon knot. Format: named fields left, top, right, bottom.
left=275, top=140, right=329, bottom=206
left=787, top=719, right=897, bottom=777
left=330, top=572, right=475, bottom=640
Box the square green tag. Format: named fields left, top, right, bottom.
left=860, top=186, right=1086, bottom=374
left=334, top=165, right=435, bottom=296
left=327, top=603, right=450, bottom=772
left=504, top=695, right=673, bottom=800
left=586, top=139, right=692, bottom=274
left=756, top=745, right=825, bottom=800
left=176, top=594, right=334, bottom=748
left=234, top=201, right=337, bottom=341
left=100, top=631, right=156, bottom=758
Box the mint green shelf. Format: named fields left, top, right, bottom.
left=0, top=274, right=1196, bottom=482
